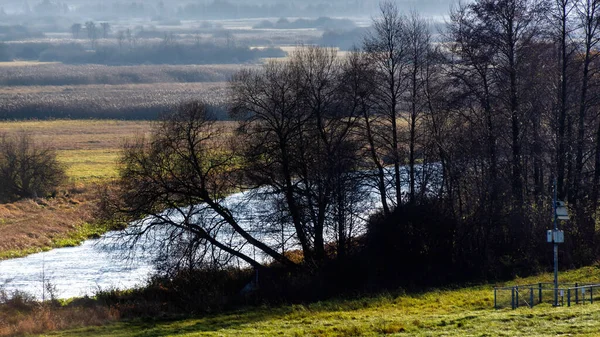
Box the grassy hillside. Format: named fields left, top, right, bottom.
left=42, top=266, right=600, bottom=337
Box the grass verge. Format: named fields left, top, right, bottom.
left=32, top=265, right=600, bottom=337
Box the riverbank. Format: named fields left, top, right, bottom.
left=2, top=265, right=595, bottom=337
left=0, top=120, right=153, bottom=259
left=0, top=185, right=104, bottom=260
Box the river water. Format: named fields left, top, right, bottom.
left=0, top=235, right=155, bottom=299
left=0, top=166, right=436, bottom=300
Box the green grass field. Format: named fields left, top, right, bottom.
left=0, top=120, right=153, bottom=183
left=57, top=149, right=120, bottom=182
left=42, top=266, right=600, bottom=337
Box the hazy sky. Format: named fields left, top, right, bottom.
left=0, top=0, right=458, bottom=17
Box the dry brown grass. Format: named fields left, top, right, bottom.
left=0, top=298, right=119, bottom=337
left=0, top=120, right=153, bottom=151
left=0, top=186, right=96, bottom=257
left=0, top=120, right=152, bottom=257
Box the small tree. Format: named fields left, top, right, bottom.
left=85, top=21, right=97, bottom=48
left=100, top=22, right=110, bottom=39
left=0, top=133, right=66, bottom=202
left=70, top=23, right=82, bottom=39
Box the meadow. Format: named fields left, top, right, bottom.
left=11, top=265, right=599, bottom=337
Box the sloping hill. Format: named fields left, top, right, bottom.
left=44, top=265, right=600, bottom=337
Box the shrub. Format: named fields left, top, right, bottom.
left=0, top=132, right=66, bottom=202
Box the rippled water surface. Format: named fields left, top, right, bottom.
left=0, top=235, right=154, bottom=299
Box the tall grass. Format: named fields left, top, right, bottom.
left=0, top=83, right=228, bottom=120
left=0, top=63, right=244, bottom=86
left=0, top=289, right=119, bottom=337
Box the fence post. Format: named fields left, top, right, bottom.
left=494, top=288, right=497, bottom=310
left=516, top=286, right=519, bottom=308
left=511, top=287, right=515, bottom=310
left=539, top=283, right=542, bottom=304
left=529, top=288, right=533, bottom=308
left=591, top=287, right=594, bottom=304
left=576, top=283, right=579, bottom=304
left=567, top=289, right=571, bottom=307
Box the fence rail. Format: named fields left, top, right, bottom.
left=493, top=282, right=600, bottom=309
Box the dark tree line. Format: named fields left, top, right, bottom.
left=108, top=0, right=600, bottom=285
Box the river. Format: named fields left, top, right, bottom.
left=0, top=165, right=437, bottom=299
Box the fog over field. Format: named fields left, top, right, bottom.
left=0, top=0, right=456, bottom=19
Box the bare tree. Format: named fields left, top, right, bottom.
left=230, top=47, right=366, bottom=263
left=404, top=12, right=432, bottom=204
left=469, top=0, right=546, bottom=205
left=551, top=0, right=578, bottom=200
left=117, top=30, right=126, bottom=51
left=85, top=21, right=97, bottom=49
left=105, top=101, right=295, bottom=269
left=363, top=1, right=409, bottom=211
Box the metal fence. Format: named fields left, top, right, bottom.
left=493, top=282, right=589, bottom=309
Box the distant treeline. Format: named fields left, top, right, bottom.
left=320, top=28, right=369, bottom=51
left=0, top=25, right=44, bottom=41
left=0, top=41, right=285, bottom=65
left=253, top=17, right=357, bottom=30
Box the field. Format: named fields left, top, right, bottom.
left=31, top=265, right=600, bottom=337
left=0, top=120, right=152, bottom=257
left=0, top=63, right=242, bottom=86
left=0, top=120, right=153, bottom=182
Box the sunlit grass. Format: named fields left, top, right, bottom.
left=0, top=120, right=152, bottom=182
left=42, top=266, right=600, bottom=337
left=57, top=149, right=120, bottom=182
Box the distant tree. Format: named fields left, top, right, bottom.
left=70, top=23, right=82, bottom=39
left=100, top=22, right=110, bottom=39
left=0, top=133, right=66, bottom=202
left=85, top=21, right=97, bottom=49
left=117, top=30, right=126, bottom=51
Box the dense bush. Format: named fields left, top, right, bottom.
left=0, top=132, right=66, bottom=202
left=96, top=269, right=253, bottom=316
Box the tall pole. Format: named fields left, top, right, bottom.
left=554, top=178, right=559, bottom=306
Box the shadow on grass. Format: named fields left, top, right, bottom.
left=56, top=308, right=291, bottom=337
left=54, top=295, right=404, bottom=337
